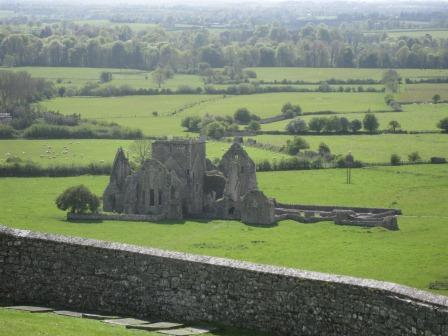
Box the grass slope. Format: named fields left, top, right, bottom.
left=0, top=165, right=447, bottom=295
left=0, top=309, right=258, bottom=336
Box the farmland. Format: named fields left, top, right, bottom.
left=0, top=139, right=289, bottom=167
left=248, top=67, right=448, bottom=83
left=0, top=164, right=447, bottom=295
left=0, top=66, right=203, bottom=90
left=263, top=103, right=448, bottom=132
left=251, top=133, right=448, bottom=163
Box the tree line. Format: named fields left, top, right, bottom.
left=1, top=22, right=448, bottom=70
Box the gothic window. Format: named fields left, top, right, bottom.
left=150, top=189, right=155, bottom=206
left=158, top=190, right=163, bottom=205
left=171, top=186, right=176, bottom=200
left=241, top=166, right=245, bottom=173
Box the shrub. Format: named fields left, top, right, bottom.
left=437, top=117, right=448, bottom=133
left=285, top=118, right=307, bottom=134
left=246, top=120, right=260, bottom=131
left=204, top=121, right=226, bottom=139
left=408, top=151, right=421, bottom=162
left=55, top=185, right=100, bottom=214
left=0, top=124, right=15, bottom=139
left=432, top=94, right=441, bottom=104
left=281, top=102, right=302, bottom=118
left=181, top=116, right=202, bottom=132
left=234, top=108, right=252, bottom=124
left=390, top=154, right=401, bottom=166
left=284, top=137, right=309, bottom=155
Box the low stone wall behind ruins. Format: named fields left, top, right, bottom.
left=0, top=225, right=447, bottom=336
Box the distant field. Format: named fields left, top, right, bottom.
left=249, top=67, right=448, bottom=82
left=399, top=83, right=448, bottom=102
left=263, top=103, right=448, bottom=132
left=0, top=66, right=203, bottom=89
left=41, top=93, right=390, bottom=136
left=0, top=139, right=288, bottom=167
left=41, top=95, right=217, bottom=136
left=251, top=134, right=448, bottom=163
left=386, top=29, right=448, bottom=39
left=0, top=164, right=447, bottom=295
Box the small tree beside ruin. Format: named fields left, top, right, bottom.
left=56, top=185, right=100, bottom=214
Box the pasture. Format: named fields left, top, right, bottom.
left=0, top=164, right=447, bottom=295
left=0, top=139, right=289, bottom=167
left=0, top=66, right=203, bottom=89
left=262, top=103, right=448, bottom=132
left=251, top=134, right=448, bottom=163
left=249, top=67, right=448, bottom=83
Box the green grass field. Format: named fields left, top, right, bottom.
left=386, top=29, right=448, bottom=39
left=249, top=67, right=448, bottom=82
left=251, top=134, right=448, bottom=163
left=0, top=66, right=203, bottom=90
left=262, top=103, right=448, bottom=132
left=0, top=139, right=289, bottom=167
left=0, top=309, right=258, bottom=336
left=399, top=83, right=448, bottom=102
left=0, top=165, right=447, bottom=296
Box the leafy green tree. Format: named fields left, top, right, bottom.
left=389, top=120, right=401, bottom=133
left=284, top=137, right=309, bottom=155
left=308, top=117, right=327, bottom=133
left=129, top=139, right=152, bottom=166
left=382, top=69, right=400, bottom=93
left=204, top=121, right=226, bottom=139
left=234, top=108, right=252, bottom=124
left=285, top=118, right=308, bottom=134
left=437, top=117, right=448, bottom=133
left=350, top=119, right=362, bottom=133
left=318, top=142, right=331, bottom=156
left=100, top=71, right=112, bottom=83
left=432, top=94, right=441, bottom=104
left=56, top=185, right=100, bottom=214
left=363, top=113, right=379, bottom=133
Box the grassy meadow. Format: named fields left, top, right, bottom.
left=262, top=103, right=448, bottom=132
left=0, top=164, right=447, bottom=295
left=0, top=139, right=289, bottom=167
left=0, top=309, right=258, bottom=336
left=249, top=67, right=448, bottom=82
left=0, top=66, right=203, bottom=90
left=251, top=134, right=448, bottom=163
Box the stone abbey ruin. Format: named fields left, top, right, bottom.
left=99, top=138, right=400, bottom=230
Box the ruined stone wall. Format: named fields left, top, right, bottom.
left=0, top=226, right=447, bottom=336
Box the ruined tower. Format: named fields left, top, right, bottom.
left=151, top=138, right=206, bottom=215
left=103, top=148, right=131, bottom=213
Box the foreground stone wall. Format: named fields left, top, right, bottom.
left=0, top=225, right=447, bottom=336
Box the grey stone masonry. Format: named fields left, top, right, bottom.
left=0, top=225, right=447, bottom=336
